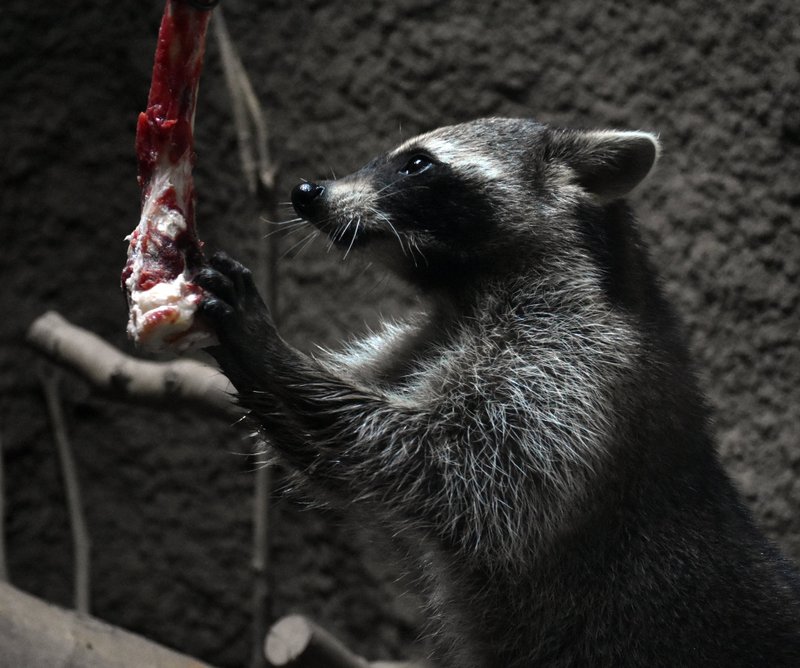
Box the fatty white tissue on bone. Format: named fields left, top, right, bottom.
left=124, top=163, right=213, bottom=352
left=125, top=273, right=199, bottom=348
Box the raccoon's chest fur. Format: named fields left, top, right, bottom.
left=321, top=276, right=642, bottom=556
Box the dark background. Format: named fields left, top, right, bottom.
left=2, top=0, right=799, bottom=665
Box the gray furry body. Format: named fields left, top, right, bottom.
left=198, top=118, right=800, bottom=667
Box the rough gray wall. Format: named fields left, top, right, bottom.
left=1, top=0, right=798, bottom=665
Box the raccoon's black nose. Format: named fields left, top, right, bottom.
left=291, top=181, right=325, bottom=217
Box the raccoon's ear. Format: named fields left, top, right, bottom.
left=564, top=130, right=660, bottom=202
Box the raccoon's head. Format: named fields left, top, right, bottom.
left=291, top=118, right=659, bottom=291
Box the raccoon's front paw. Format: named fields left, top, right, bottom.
left=196, top=252, right=276, bottom=383
left=196, top=251, right=259, bottom=320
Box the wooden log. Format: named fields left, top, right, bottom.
left=0, top=582, right=213, bottom=667
left=264, top=615, right=430, bottom=668
left=26, top=311, right=240, bottom=419
left=264, top=615, right=369, bottom=668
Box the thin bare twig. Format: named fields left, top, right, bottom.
left=214, top=11, right=280, bottom=668
left=213, top=10, right=276, bottom=196
left=38, top=367, right=90, bottom=614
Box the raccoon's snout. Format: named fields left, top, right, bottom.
left=291, top=181, right=325, bottom=218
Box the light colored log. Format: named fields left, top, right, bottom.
left=264, top=614, right=369, bottom=668
left=26, top=311, right=240, bottom=419
left=0, top=582, right=213, bottom=668
left=264, top=615, right=430, bottom=668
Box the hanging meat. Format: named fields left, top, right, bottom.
left=122, top=0, right=217, bottom=351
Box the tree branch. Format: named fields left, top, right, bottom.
left=0, top=582, right=215, bottom=667
left=264, top=615, right=431, bottom=668
left=26, top=311, right=240, bottom=419
left=38, top=368, right=91, bottom=614
left=264, top=615, right=369, bottom=668
left=213, top=9, right=276, bottom=197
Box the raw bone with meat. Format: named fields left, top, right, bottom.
left=122, top=0, right=216, bottom=351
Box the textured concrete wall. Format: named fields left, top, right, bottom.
left=2, top=1, right=798, bottom=665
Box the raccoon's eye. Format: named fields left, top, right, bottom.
left=399, top=154, right=434, bottom=176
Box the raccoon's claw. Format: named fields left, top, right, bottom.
left=195, top=267, right=236, bottom=312
left=196, top=251, right=275, bottom=349
left=197, top=293, right=235, bottom=324
left=196, top=252, right=258, bottom=312
left=208, top=252, right=255, bottom=298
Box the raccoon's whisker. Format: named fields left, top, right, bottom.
left=295, top=229, right=320, bottom=257
left=409, top=235, right=428, bottom=268
left=372, top=174, right=432, bottom=199
left=307, top=212, right=340, bottom=232
left=281, top=229, right=319, bottom=259
left=372, top=177, right=431, bottom=198
left=267, top=218, right=308, bottom=234
left=400, top=229, right=421, bottom=268
left=355, top=261, right=374, bottom=280
left=261, top=214, right=298, bottom=225
left=326, top=218, right=347, bottom=253
left=373, top=177, right=406, bottom=197
left=364, top=269, right=391, bottom=298
left=343, top=218, right=360, bottom=260
left=406, top=240, right=419, bottom=268
left=334, top=218, right=353, bottom=244
left=265, top=216, right=304, bottom=225
left=376, top=183, right=432, bottom=199
left=373, top=209, right=407, bottom=258
left=262, top=219, right=309, bottom=239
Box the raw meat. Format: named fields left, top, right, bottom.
left=122, top=0, right=215, bottom=351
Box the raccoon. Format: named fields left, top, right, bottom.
left=196, top=118, right=800, bottom=667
